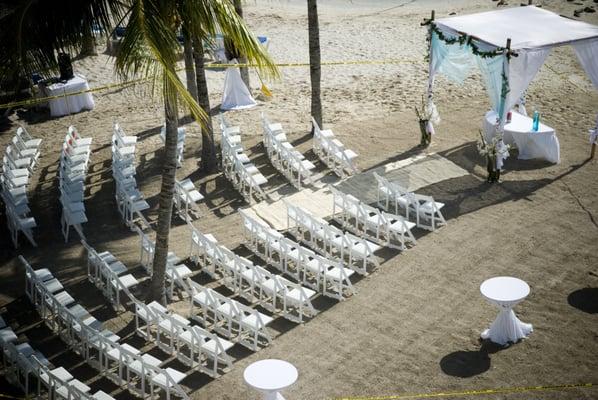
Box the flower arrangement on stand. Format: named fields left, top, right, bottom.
left=415, top=95, right=439, bottom=147
left=478, top=130, right=510, bottom=183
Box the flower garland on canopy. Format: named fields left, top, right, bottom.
left=429, top=23, right=506, bottom=59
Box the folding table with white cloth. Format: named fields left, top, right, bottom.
left=483, top=110, right=560, bottom=163
left=424, top=5, right=598, bottom=171
left=42, top=75, right=95, bottom=117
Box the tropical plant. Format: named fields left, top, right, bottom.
left=4, top=0, right=278, bottom=304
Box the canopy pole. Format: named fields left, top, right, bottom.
left=491, top=38, right=512, bottom=183
left=528, top=0, right=532, bottom=5
left=420, top=9, right=437, bottom=147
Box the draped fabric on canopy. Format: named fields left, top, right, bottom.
left=426, top=5, right=598, bottom=168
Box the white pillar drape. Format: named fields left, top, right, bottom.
left=574, top=39, right=598, bottom=142
left=507, top=48, right=551, bottom=112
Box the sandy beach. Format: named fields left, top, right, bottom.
left=1, top=0, right=598, bottom=399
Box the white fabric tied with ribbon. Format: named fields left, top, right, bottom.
left=221, top=59, right=257, bottom=111
left=495, top=138, right=509, bottom=170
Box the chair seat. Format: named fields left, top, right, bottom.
left=286, top=287, right=316, bottom=303
left=0, top=328, right=18, bottom=344
left=419, top=201, right=445, bottom=213
left=202, top=337, right=234, bottom=354
left=56, top=379, right=90, bottom=398
left=49, top=367, right=73, bottom=382
left=148, top=301, right=168, bottom=314
left=128, top=353, right=161, bottom=375
left=216, top=303, right=235, bottom=317
left=252, top=173, right=268, bottom=186
left=112, top=273, right=138, bottom=289
left=166, top=264, right=193, bottom=280
left=158, top=315, right=189, bottom=331
left=261, top=278, right=280, bottom=294
left=43, top=278, right=64, bottom=293
left=151, top=367, right=186, bottom=388
left=93, top=390, right=116, bottom=400
left=336, top=149, right=358, bottom=161
left=187, top=190, right=204, bottom=203
left=106, top=343, right=139, bottom=360
left=105, top=261, right=128, bottom=276
left=241, top=313, right=273, bottom=329
left=325, top=266, right=355, bottom=280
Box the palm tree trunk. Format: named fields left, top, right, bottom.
left=182, top=24, right=198, bottom=100
left=308, top=0, right=322, bottom=130
left=79, top=24, right=97, bottom=57
left=147, top=78, right=179, bottom=305
left=233, top=0, right=250, bottom=88
left=193, top=37, right=218, bottom=173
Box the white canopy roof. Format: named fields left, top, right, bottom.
left=436, top=6, right=598, bottom=51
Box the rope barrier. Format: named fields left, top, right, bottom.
left=0, top=59, right=421, bottom=110
left=333, top=382, right=596, bottom=400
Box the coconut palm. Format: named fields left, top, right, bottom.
left=308, top=0, right=323, bottom=130
left=233, top=0, right=250, bottom=87
left=4, top=0, right=277, bottom=304
left=182, top=23, right=198, bottom=101
left=117, top=0, right=278, bottom=303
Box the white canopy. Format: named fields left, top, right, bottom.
left=436, top=6, right=598, bottom=51
left=427, top=5, right=598, bottom=168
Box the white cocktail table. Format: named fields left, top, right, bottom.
left=244, top=359, right=298, bottom=400
left=480, top=276, right=533, bottom=345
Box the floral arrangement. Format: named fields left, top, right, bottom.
left=478, top=130, right=511, bottom=183
left=415, top=95, right=440, bottom=147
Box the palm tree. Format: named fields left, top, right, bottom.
left=182, top=23, right=198, bottom=101
left=308, top=0, right=323, bottom=130
left=233, top=0, right=250, bottom=87
left=192, top=36, right=218, bottom=173
left=118, top=0, right=278, bottom=303
left=5, top=0, right=277, bottom=304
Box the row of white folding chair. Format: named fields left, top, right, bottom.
left=20, top=256, right=189, bottom=399
left=187, top=222, right=317, bottom=322
left=219, top=114, right=268, bottom=199
left=311, top=118, right=358, bottom=178
left=3, top=340, right=114, bottom=400
left=135, top=226, right=193, bottom=299
left=134, top=300, right=234, bottom=378
left=4, top=339, right=114, bottom=400
left=329, top=186, right=417, bottom=250
left=81, top=241, right=139, bottom=311
left=174, top=178, right=203, bottom=221
left=220, top=129, right=268, bottom=203
left=59, top=126, right=92, bottom=242
left=285, top=202, right=380, bottom=275
left=2, top=126, right=39, bottom=247
left=188, top=281, right=273, bottom=351
left=373, top=172, right=446, bottom=231
left=239, top=210, right=356, bottom=300
left=261, top=113, right=314, bottom=188
left=159, top=125, right=186, bottom=167
left=1, top=171, right=37, bottom=248
left=112, top=123, right=150, bottom=230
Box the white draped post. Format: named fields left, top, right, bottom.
left=573, top=39, right=598, bottom=159
left=423, top=10, right=437, bottom=146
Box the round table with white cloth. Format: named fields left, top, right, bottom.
left=44, top=75, right=95, bottom=117
left=480, top=276, right=533, bottom=345
left=483, top=110, right=560, bottom=163
left=244, top=359, right=298, bottom=400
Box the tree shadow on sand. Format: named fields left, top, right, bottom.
left=440, top=341, right=504, bottom=378
left=567, top=288, right=598, bottom=314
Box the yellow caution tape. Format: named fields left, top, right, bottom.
left=334, top=382, right=596, bottom=400
left=0, top=59, right=420, bottom=110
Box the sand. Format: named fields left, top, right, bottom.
left=1, top=0, right=598, bottom=399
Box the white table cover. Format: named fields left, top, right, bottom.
left=45, top=75, right=95, bottom=117
left=480, top=276, right=533, bottom=345
left=244, top=359, right=298, bottom=400
left=483, top=110, right=560, bottom=164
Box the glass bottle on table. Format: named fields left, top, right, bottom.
left=532, top=109, right=540, bottom=132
